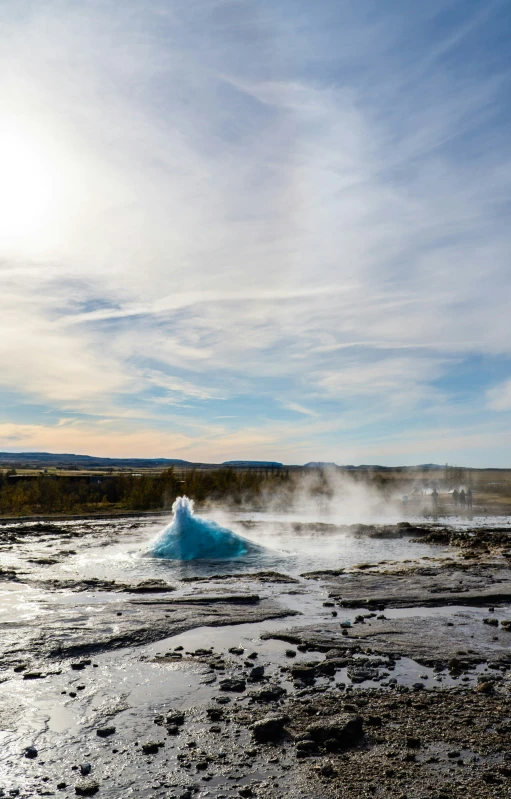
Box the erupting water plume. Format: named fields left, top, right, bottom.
left=149, top=496, right=262, bottom=560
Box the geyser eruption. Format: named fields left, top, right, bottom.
left=149, top=496, right=261, bottom=560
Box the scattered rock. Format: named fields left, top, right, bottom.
left=248, top=665, right=265, bottom=681
left=75, top=781, right=99, bottom=796
left=166, top=711, right=185, bottom=726
left=96, top=726, right=116, bottom=737
left=252, top=715, right=288, bottom=743
left=406, top=736, right=421, bottom=748
left=306, top=715, right=363, bottom=752
left=219, top=678, right=246, bottom=693
left=142, top=741, right=164, bottom=755
left=250, top=685, right=286, bottom=703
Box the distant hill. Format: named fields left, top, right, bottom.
left=0, top=453, right=497, bottom=472
left=222, top=460, right=283, bottom=468
left=0, top=452, right=192, bottom=469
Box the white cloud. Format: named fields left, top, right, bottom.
left=487, top=380, right=511, bottom=412
left=0, top=2, right=510, bottom=461
left=282, top=402, right=318, bottom=417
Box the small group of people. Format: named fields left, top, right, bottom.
left=403, top=486, right=474, bottom=512
left=452, top=488, right=473, bottom=509
left=430, top=487, right=473, bottom=511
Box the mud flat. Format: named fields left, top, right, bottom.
left=1, top=516, right=511, bottom=797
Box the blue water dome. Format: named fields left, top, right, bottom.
left=148, top=496, right=262, bottom=561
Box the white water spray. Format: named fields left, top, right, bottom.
left=149, top=496, right=264, bottom=560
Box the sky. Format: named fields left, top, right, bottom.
left=1, top=0, right=511, bottom=466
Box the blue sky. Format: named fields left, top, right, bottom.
left=1, top=0, right=511, bottom=465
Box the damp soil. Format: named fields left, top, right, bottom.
left=1, top=514, right=511, bottom=798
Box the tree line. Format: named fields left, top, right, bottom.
left=0, top=467, right=291, bottom=515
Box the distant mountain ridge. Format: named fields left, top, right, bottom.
left=0, top=452, right=497, bottom=470
left=304, top=462, right=337, bottom=468
left=0, top=452, right=192, bottom=468
left=223, top=460, right=283, bottom=468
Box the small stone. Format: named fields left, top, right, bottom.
left=166, top=711, right=185, bottom=726
left=285, top=649, right=296, bottom=658
left=219, top=678, right=246, bottom=693
left=295, top=739, right=318, bottom=757
left=250, top=685, right=286, bottom=703
left=96, top=726, right=116, bottom=737
left=24, top=746, right=38, bottom=759
left=142, top=741, right=163, bottom=755
left=80, top=764, right=92, bottom=776
left=75, top=781, right=99, bottom=796
left=482, top=771, right=502, bottom=785
left=306, top=716, right=363, bottom=751
left=406, top=736, right=420, bottom=748
left=252, top=715, right=288, bottom=743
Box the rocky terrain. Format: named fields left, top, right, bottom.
left=1, top=515, right=511, bottom=797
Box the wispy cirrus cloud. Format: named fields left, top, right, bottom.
left=0, top=1, right=510, bottom=463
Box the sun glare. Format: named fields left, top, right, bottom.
left=0, top=118, right=65, bottom=250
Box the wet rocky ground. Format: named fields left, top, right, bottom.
left=1, top=515, right=511, bottom=797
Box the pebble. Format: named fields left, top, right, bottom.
left=75, top=780, right=99, bottom=796
left=96, top=726, right=116, bottom=737
left=142, top=741, right=163, bottom=755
